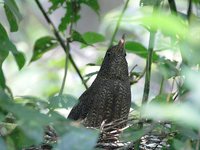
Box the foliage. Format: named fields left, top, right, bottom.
left=0, top=0, right=200, bottom=149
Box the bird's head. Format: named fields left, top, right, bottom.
left=98, top=35, right=129, bottom=80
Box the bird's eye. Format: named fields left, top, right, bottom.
left=107, top=52, right=111, bottom=56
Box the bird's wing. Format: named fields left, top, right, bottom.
left=67, top=87, right=93, bottom=120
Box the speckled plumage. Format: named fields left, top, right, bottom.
left=68, top=37, right=131, bottom=128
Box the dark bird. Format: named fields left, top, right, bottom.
left=68, top=36, right=131, bottom=128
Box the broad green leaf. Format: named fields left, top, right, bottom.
left=81, top=32, right=105, bottom=48
left=71, top=30, right=88, bottom=44
left=81, top=0, right=100, bottom=14
left=4, top=0, right=22, bottom=21
left=49, top=94, right=78, bottom=110
left=140, top=0, right=163, bottom=6
left=125, top=41, right=159, bottom=61
left=0, top=91, right=57, bottom=146
left=0, top=23, right=25, bottom=70
left=57, top=127, right=98, bottom=150
left=30, top=36, right=58, bottom=62
left=4, top=4, right=18, bottom=32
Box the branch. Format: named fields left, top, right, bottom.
left=35, top=0, right=88, bottom=89
left=109, top=0, right=130, bottom=47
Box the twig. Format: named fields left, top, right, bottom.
left=130, top=66, right=146, bottom=85
left=35, top=0, right=88, bottom=89
left=109, top=0, right=130, bottom=47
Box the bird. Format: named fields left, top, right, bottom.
left=68, top=35, right=131, bottom=129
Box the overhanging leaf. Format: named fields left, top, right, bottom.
left=0, top=23, right=25, bottom=69
left=81, top=32, right=105, bottom=48
left=81, top=0, right=100, bottom=14
left=125, top=41, right=159, bottom=61
left=4, top=0, right=22, bottom=21
left=4, top=4, right=18, bottom=32
left=71, top=30, right=88, bottom=45
left=30, top=36, right=58, bottom=62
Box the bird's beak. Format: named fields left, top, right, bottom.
left=117, top=34, right=125, bottom=51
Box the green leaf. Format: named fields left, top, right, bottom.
left=81, top=32, right=105, bottom=48
left=157, top=58, right=179, bottom=79
left=4, top=4, right=18, bottom=32
left=49, top=94, right=78, bottom=110
left=58, top=2, right=80, bottom=32
left=71, top=30, right=88, bottom=45
left=48, top=0, right=65, bottom=13
left=125, top=41, right=159, bottom=61
left=0, top=22, right=25, bottom=70
left=81, top=0, right=100, bottom=14
left=57, top=127, right=99, bottom=150
left=30, top=36, right=58, bottom=62
left=4, top=0, right=22, bottom=21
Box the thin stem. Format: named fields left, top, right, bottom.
left=187, top=0, right=192, bottom=20
left=109, top=0, right=130, bottom=47
left=159, top=76, right=164, bottom=95
left=59, top=42, right=70, bottom=95
left=168, top=0, right=177, bottom=15
left=35, top=0, right=88, bottom=89
left=141, top=32, right=156, bottom=104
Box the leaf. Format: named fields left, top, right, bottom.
left=4, top=0, right=22, bottom=21
left=125, top=41, right=159, bottom=61
left=81, top=0, right=100, bottom=14
left=58, top=2, right=80, bottom=32
left=157, top=58, right=179, bottom=79
left=71, top=30, right=88, bottom=44
left=49, top=94, right=78, bottom=110
left=30, top=36, right=58, bottom=62
left=0, top=91, right=56, bottom=146
left=48, top=0, right=65, bottom=13
left=0, top=23, right=25, bottom=70
left=57, top=127, right=99, bottom=150
left=140, top=0, right=163, bottom=6
left=4, top=4, right=18, bottom=32
left=81, top=32, right=105, bottom=48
